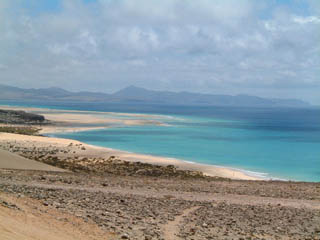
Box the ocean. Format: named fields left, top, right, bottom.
left=1, top=101, right=320, bottom=182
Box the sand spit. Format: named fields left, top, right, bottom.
left=0, top=105, right=166, bottom=134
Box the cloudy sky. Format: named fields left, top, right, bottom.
left=0, top=0, right=319, bottom=104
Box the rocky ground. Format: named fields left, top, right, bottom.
left=0, top=168, right=320, bottom=240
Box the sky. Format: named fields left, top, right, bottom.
left=0, top=0, right=319, bottom=104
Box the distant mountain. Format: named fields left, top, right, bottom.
left=0, top=84, right=112, bottom=102
left=0, top=84, right=310, bottom=107
left=113, top=86, right=310, bottom=107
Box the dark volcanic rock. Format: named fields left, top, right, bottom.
left=0, top=109, right=47, bottom=124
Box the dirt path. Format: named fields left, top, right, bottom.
left=1, top=180, right=319, bottom=210
left=162, top=206, right=200, bottom=240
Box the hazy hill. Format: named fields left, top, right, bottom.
left=0, top=84, right=310, bottom=107
left=113, top=86, right=310, bottom=107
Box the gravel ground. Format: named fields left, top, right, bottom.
left=1, top=169, right=319, bottom=240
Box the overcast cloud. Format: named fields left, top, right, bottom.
left=0, top=0, right=319, bottom=104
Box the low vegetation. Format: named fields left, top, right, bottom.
left=0, top=126, right=41, bottom=135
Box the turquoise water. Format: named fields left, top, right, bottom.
left=53, top=112, right=320, bottom=182
left=1, top=101, right=319, bottom=182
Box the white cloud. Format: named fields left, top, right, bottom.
left=293, top=16, right=320, bottom=24
left=0, top=0, right=319, bottom=103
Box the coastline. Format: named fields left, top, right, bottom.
left=0, top=132, right=260, bottom=180
left=0, top=105, right=262, bottom=180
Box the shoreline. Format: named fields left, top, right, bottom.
left=83, top=144, right=266, bottom=180
left=0, top=132, right=261, bottom=181
left=49, top=134, right=264, bottom=181
left=0, top=105, right=264, bottom=180
left=48, top=132, right=276, bottom=181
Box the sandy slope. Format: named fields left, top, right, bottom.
left=0, top=193, right=115, bottom=240
left=0, top=149, right=66, bottom=172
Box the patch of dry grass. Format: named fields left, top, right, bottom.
left=0, top=126, right=40, bottom=135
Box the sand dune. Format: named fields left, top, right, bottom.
left=0, top=149, right=66, bottom=172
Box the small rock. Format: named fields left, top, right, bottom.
left=121, top=233, right=129, bottom=239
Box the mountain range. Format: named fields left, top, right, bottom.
left=0, top=84, right=310, bottom=107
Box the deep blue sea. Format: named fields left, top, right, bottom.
left=1, top=101, right=319, bottom=182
